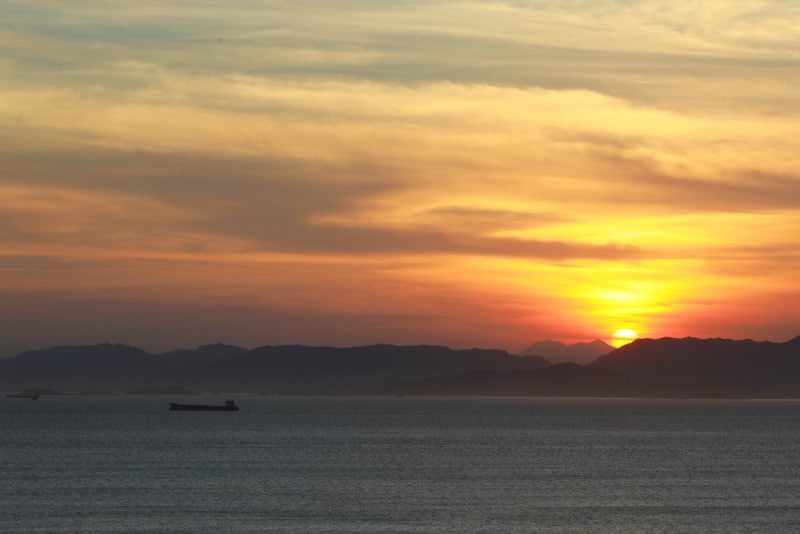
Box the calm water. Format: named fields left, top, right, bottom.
left=2, top=396, right=800, bottom=533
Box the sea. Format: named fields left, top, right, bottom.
left=2, top=396, right=799, bottom=533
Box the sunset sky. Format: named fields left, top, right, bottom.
left=2, top=1, right=799, bottom=357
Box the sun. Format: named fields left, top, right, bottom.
left=611, top=328, right=638, bottom=348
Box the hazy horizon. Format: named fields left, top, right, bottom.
left=3, top=1, right=799, bottom=359
left=5, top=333, right=800, bottom=361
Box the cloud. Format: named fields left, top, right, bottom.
left=420, top=206, right=570, bottom=232
left=4, top=2, right=799, bottom=107
left=1, top=0, right=799, bottom=352
left=2, top=73, right=798, bottom=267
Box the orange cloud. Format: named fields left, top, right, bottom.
left=1, top=0, right=799, bottom=355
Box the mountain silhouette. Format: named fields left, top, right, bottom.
left=518, top=339, right=613, bottom=365
left=3, top=343, right=158, bottom=390
left=590, top=336, right=800, bottom=396
left=158, top=343, right=249, bottom=368
left=0, top=342, right=550, bottom=394
left=377, top=336, right=800, bottom=397
left=166, top=344, right=552, bottom=393
left=2, top=336, right=800, bottom=397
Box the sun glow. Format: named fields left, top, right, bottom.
left=611, top=328, right=638, bottom=348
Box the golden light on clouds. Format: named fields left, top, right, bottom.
left=1, top=0, right=799, bottom=355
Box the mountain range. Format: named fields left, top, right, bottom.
left=517, top=339, right=613, bottom=365
left=590, top=336, right=800, bottom=397
left=0, top=343, right=550, bottom=394
left=2, top=336, right=800, bottom=397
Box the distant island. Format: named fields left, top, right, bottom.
left=1, top=336, right=799, bottom=398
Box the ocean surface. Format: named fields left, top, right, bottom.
left=2, top=395, right=800, bottom=533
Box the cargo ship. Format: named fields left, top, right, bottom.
left=169, top=400, right=239, bottom=411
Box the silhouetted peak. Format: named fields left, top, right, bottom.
left=195, top=343, right=246, bottom=352
left=520, top=338, right=612, bottom=365
left=785, top=335, right=800, bottom=345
